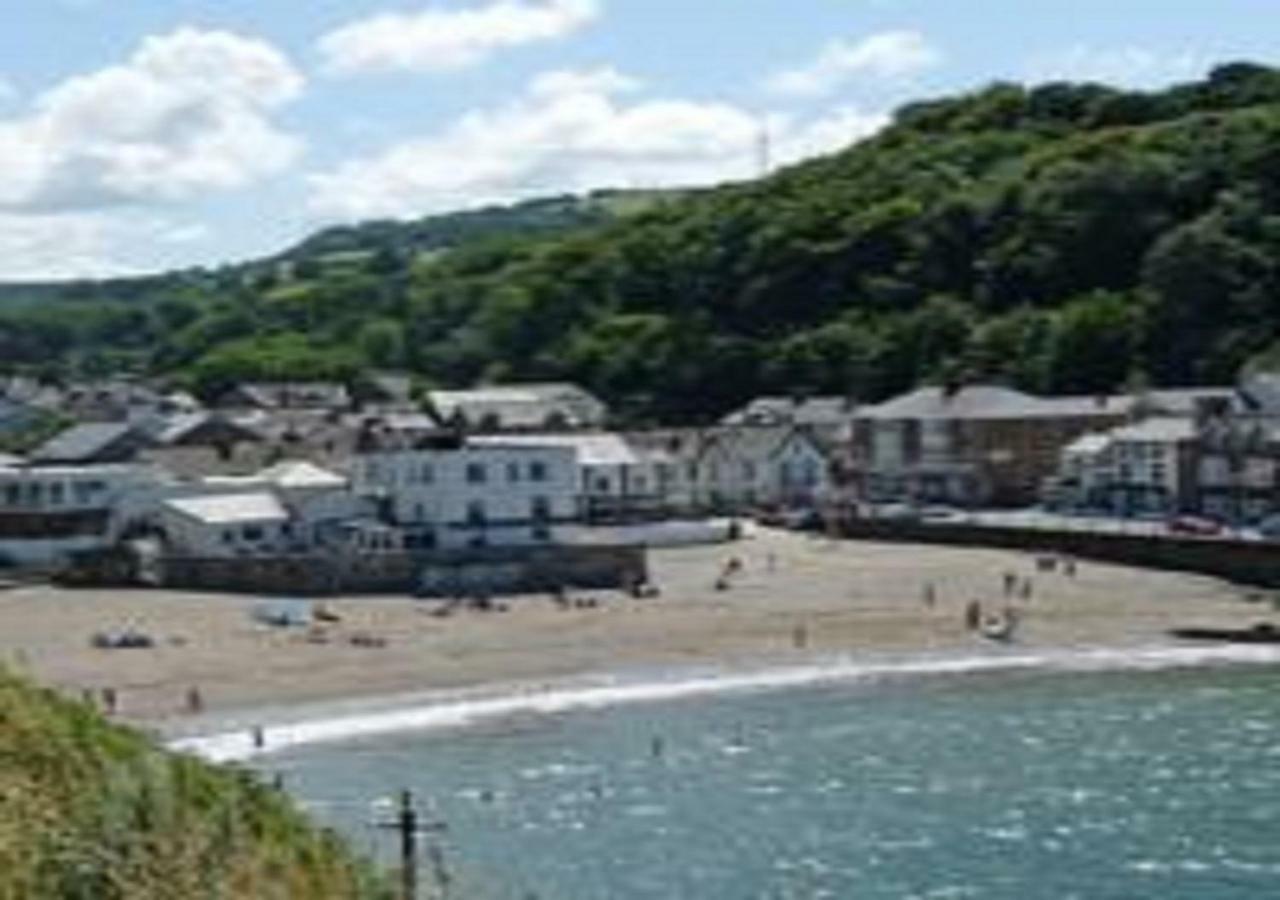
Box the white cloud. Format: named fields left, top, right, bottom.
left=0, top=212, right=212, bottom=280
left=308, top=67, right=886, bottom=220
left=1028, top=46, right=1207, bottom=89
left=766, top=30, right=942, bottom=98
left=319, top=0, right=600, bottom=75
left=0, top=28, right=304, bottom=213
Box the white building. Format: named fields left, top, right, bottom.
left=353, top=437, right=578, bottom=549
left=159, top=492, right=294, bottom=559
left=690, top=426, right=832, bottom=512
left=428, top=383, right=608, bottom=432
left=0, top=463, right=165, bottom=566
left=471, top=433, right=675, bottom=522
left=1048, top=418, right=1197, bottom=515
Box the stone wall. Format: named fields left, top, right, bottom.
left=838, top=519, right=1280, bottom=589
left=155, top=544, right=648, bottom=597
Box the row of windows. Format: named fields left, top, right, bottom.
left=466, top=461, right=550, bottom=484
left=1, top=480, right=109, bottom=509
left=364, top=459, right=552, bottom=487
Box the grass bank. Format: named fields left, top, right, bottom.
left=0, top=668, right=391, bottom=899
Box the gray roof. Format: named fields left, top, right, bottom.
left=1108, top=417, right=1198, bottom=444
left=430, top=383, right=607, bottom=430
left=858, top=385, right=1124, bottom=421
left=723, top=396, right=858, bottom=427
left=31, top=423, right=147, bottom=465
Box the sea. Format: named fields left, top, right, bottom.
left=213, top=648, right=1280, bottom=899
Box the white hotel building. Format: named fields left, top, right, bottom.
left=352, top=436, right=578, bottom=550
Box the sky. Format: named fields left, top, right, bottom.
left=1, top=0, right=1277, bottom=281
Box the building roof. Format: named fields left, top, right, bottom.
left=723, top=396, right=858, bottom=427
left=226, top=382, right=351, bottom=411
left=30, top=422, right=147, bottom=465
left=1108, top=417, right=1198, bottom=444
left=258, top=460, right=349, bottom=489
left=164, top=492, right=289, bottom=525
left=470, top=433, right=635, bottom=465
left=1063, top=433, right=1113, bottom=456
left=429, top=383, right=606, bottom=430
left=1133, top=387, right=1238, bottom=417
left=858, top=385, right=1123, bottom=422
left=0, top=452, right=23, bottom=468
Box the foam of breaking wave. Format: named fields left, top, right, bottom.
left=171, top=644, right=1280, bottom=764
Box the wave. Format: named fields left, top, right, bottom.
left=169, top=643, right=1280, bottom=764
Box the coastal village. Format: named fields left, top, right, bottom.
left=3, top=372, right=1280, bottom=594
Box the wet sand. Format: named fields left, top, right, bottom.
left=0, top=529, right=1268, bottom=729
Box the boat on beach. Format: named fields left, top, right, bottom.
left=1170, top=623, right=1280, bottom=644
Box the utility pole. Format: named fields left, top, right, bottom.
left=374, top=789, right=448, bottom=900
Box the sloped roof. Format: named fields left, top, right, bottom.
left=164, top=492, right=289, bottom=525
left=1064, top=433, right=1113, bottom=456
left=31, top=423, right=146, bottom=464
left=723, top=396, right=857, bottom=426
left=858, top=386, right=1121, bottom=421
left=429, top=383, right=606, bottom=429
left=1108, top=417, right=1198, bottom=444
left=258, top=460, right=349, bottom=489
left=470, top=433, right=636, bottom=465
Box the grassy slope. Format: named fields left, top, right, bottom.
left=0, top=669, right=390, bottom=900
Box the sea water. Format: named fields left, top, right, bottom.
left=248, top=659, right=1280, bottom=899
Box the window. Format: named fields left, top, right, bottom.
left=467, top=501, right=487, bottom=527
left=508, top=462, right=521, bottom=483
left=419, top=464, right=434, bottom=485
left=529, top=461, right=548, bottom=482
left=466, top=463, right=487, bottom=484
left=594, top=476, right=612, bottom=493
left=242, top=525, right=264, bottom=542
left=222, top=530, right=235, bottom=544
left=531, top=497, right=552, bottom=540
left=3, top=484, right=18, bottom=507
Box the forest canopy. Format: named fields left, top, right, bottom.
left=5, top=64, right=1280, bottom=423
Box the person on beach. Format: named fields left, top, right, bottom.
left=923, top=583, right=937, bottom=609
left=964, top=600, right=982, bottom=631
left=185, top=686, right=204, bottom=715
left=651, top=735, right=665, bottom=760
left=1021, top=577, right=1034, bottom=600
left=1003, top=572, right=1017, bottom=597
left=792, top=623, right=809, bottom=649
left=101, top=686, right=117, bottom=715
left=252, top=725, right=265, bottom=750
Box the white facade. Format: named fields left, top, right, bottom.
left=159, top=492, right=294, bottom=558
left=354, top=439, right=578, bottom=548
left=0, top=464, right=164, bottom=565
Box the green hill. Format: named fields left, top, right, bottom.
left=0, top=668, right=390, bottom=899
left=5, top=63, right=1280, bottom=422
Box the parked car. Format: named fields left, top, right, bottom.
left=1257, top=515, right=1280, bottom=541
left=875, top=503, right=921, bottom=522
left=1168, top=515, right=1223, bottom=537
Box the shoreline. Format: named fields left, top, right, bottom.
left=168, top=641, right=1280, bottom=763
left=4, top=529, right=1276, bottom=750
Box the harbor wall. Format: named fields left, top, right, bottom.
left=154, top=544, right=647, bottom=597
left=838, top=520, right=1280, bottom=589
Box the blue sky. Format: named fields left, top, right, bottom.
left=0, top=0, right=1276, bottom=280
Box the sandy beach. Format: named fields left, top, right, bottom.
left=0, top=529, right=1271, bottom=731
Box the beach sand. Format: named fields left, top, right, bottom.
left=0, top=530, right=1270, bottom=729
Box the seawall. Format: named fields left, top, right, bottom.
left=838, top=519, right=1280, bottom=589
